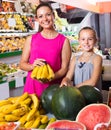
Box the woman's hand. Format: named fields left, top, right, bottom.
left=33, top=58, right=46, bottom=67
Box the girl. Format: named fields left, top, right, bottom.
left=19, top=2, right=71, bottom=98
left=60, top=26, right=102, bottom=91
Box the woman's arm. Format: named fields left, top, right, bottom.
left=76, top=55, right=102, bottom=88
left=60, top=56, right=76, bottom=87
left=19, top=35, right=34, bottom=71
left=54, top=38, right=72, bottom=80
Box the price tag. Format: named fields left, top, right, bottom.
left=8, top=18, right=16, bottom=27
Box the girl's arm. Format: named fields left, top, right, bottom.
left=60, top=56, right=76, bottom=87
left=76, top=55, right=102, bottom=88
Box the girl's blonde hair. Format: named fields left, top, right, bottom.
left=78, top=26, right=97, bottom=40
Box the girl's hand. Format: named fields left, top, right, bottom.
left=33, top=58, right=46, bottom=67
left=60, top=77, right=72, bottom=87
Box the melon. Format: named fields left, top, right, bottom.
left=76, top=103, right=111, bottom=130
left=51, top=86, right=86, bottom=120
left=41, top=84, right=59, bottom=113
left=79, top=85, right=103, bottom=105
left=45, top=120, right=86, bottom=130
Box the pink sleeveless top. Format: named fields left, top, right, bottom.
left=24, top=32, right=66, bottom=98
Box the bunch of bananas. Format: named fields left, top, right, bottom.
left=0, top=92, right=56, bottom=129
left=31, top=63, right=55, bottom=83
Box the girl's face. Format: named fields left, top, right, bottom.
left=78, top=29, right=97, bottom=52
left=36, top=6, right=54, bottom=29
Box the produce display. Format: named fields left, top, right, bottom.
left=76, top=103, right=111, bottom=130
left=0, top=1, right=16, bottom=12
left=79, top=85, right=103, bottom=105
left=0, top=62, right=18, bottom=77
left=0, top=36, right=26, bottom=53
left=31, top=63, right=55, bottom=83
left=0, top=92, right=56, bottom=129
left=0, top=13, right=35, bottom=32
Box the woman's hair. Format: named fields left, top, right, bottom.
left=78, top=26, right=97, bottom=40
left=35, top=2, right=54, bottom=32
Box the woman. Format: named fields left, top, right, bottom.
left=19, top=2, right=71, bottom=98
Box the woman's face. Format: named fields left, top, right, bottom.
left=78, top=29, right=97, bottom=52
left=36, top=6, right=54, bottom=29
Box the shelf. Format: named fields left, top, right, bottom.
left=0, top=50, right=22, bottom=58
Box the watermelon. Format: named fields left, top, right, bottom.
left=76, top=103, right=111, bottom=130
left=41, top=84, right=59, bottom=113
left=79, top=85, right=103, bottom=105
left=51, top=86, right=86, bottom=120
left=45, top=120, right=86, bottom=130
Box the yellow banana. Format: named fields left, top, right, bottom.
left=31, top=66, right=39, bottom=79
left=3, top=103, right=20, bottom=114
left=40, top=64, right=49, bottom=82
left=17, top=92, right=29, bottom=102
left=47, top=64, right=55, bottom=81
left=0, top=117, right=5, bottom=122
left=26, top=107, right=37, bottom=121
left=5, top=114, right=20, bottom=122
left=7, top=96, right=19, bottom=104
left=41, top=115, right=49, bottom=124
left=24, top=118, right=35, bottom=128
left=29, top=94, right=39, bottom=109
left=19, top=113, right=28, bottom=125
left=36, top=65, right=44, bottom=80
left=12, top=104, right=29, bottom=116
left=20, top=97, right=32, bottom=106
left=0, top=100, right=11, bottom=107
left=31, top=116, right=41, bottom=128
left=0, top=104, right=12, bottom=113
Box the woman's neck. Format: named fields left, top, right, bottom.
left=41, top=29, right=58, bottom=39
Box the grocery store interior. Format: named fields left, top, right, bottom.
left=0, top=0, right=111, bottom=103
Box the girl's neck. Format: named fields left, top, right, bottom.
left=82, top=51, right=94, bottom=57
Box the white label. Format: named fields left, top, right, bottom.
left=8, top=18, right=16, bottom=27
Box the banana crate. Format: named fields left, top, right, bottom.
left=6, top=71, right=19, bottom=82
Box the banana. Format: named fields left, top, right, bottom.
left=41, top=115, right=49, bottom=124
left=40, top=64, right=49, bottom=82
left=0, top=117, right=5, bottom=122
left=3, top=103, right=20, bottom=114
left=0, top=100, right=11, bottom=107
left=20, top=97, right=32, bottom=106
left=7, top=96, right=19, bottom=104
left=26, top=107, right=37, bottom=121
left=38, top=123, right=47, bottom=129
left=48, top=117, right=56, bottom=125
left=24, top=118, right=35, bottom=128
left=31, top=116, right=41, bottom=128
left=17, top=92, right=29, bottom=102
left=31, top=66, right=39, bottom=79
left=19, top=113, right=28, bottom=125
left=29, top=94, right=39, bottom=109
left=47, top=64, right=55, bottom=81
left=0, top=104, right=12, bottom=113
left=12, top=104, right=29, bottom=116
left=36, top=65, right=44, bottom=80
left=5, top=114, right=20, bottom=122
